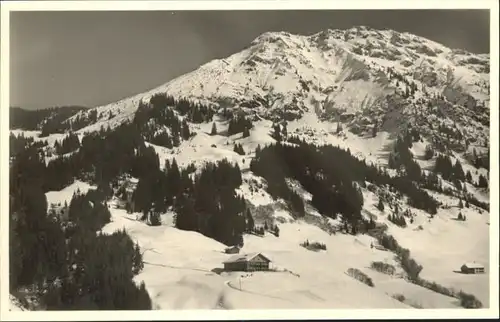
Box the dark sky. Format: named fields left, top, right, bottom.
left=10, top=10, right=490, bottom=109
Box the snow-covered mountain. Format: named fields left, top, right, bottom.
left=8, top=26, right=491, bottom=312
left=65, top=26, right=489, bottom=150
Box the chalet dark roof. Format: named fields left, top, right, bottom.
left=223, top=252, right=271, bottom=264
left=462, top=262, right=484, bottom=269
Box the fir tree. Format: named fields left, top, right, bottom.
left=132, top=242, right=144, bottom=275
left=242, top=126, right=250, bottom=138
left=424, top=145, right=434, bottom=160
left=368, top=216, right=376, bottom=230
left=227, top=120, right=235, bottom=136
left=478, top=174, right=488, bottom=188
left=377, top=198, right=385, bottom=212
left=272, top=124, right=281, bottom=142
left=465, top=170, right=472, bottom=183
left=168, top=158, right=182, bottom=197
left=172, top=133, right=180, bottom=147
left=211, top=122, right=217, bottom=135
left=274, top=225, right=280, bottom=237
left=453, top=160, right=465, bottom=181
left=174, top=193, right=197, bottom=231
left=372, top=122, right=378, bottom=138
left=149, top=210, right=161, bottom=226
left=233, top=144, right=245, bottom=156
left=245, top=209, right=255, bottom=232
left=181, top=120, right=191, bottom=140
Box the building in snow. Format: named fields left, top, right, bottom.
left=223, top=252, right=271, bottom=272
left=460, top=262, right=485, bottom=274
left=224, top=246, right=240, bottom=254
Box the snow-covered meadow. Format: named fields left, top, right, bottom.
left=32, top=161, right=490, bottom=311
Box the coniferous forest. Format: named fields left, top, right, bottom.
left=251, top=135, right=439, bottom=233
left=9, top=144, right=151, bottom=310
left=132, top=157, right=247, bottom=246
left=8, top=86, right=490, bottom=311
left=9, top=106, right=87, bottom=133
left=9, top=101, right=250, bottom=309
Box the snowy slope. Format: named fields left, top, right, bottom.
left=96, top=182, right=491, bottom=310
left=99, top=200, right=427, bottom=309
left=33, top=143, right=491, bottom=310
left=389, top=194, right=490, bottom=305
left=361, top=187, right=490, bottom=306
left=45, top=180, right=96, bottom=207
left=36, top=94, right=490, bottom=309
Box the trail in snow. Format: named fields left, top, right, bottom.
left=224, top=280, right=296, bottom=304
left=143, top=261, right=215, bottom=275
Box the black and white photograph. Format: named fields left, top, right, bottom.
left=1, top=0, right=498, bottom=320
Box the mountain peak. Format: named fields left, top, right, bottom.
left=57, top=26, right=488, bottom=154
